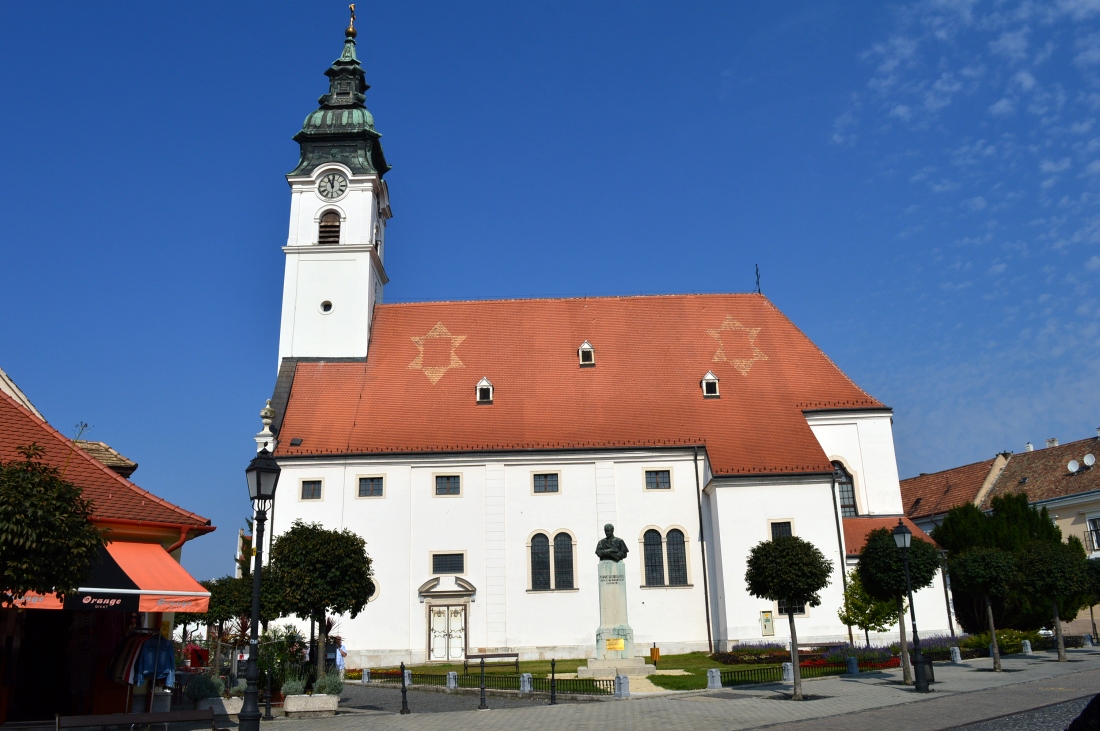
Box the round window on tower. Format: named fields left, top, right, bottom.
left=320, top=300, right=333, bottom=314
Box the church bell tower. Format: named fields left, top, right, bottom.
left=278, top=6, right=392, bottom=360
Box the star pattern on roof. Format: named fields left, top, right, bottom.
left=408, top=322, right=467, bottom=384
left=708, top=315, right=768, bottom=375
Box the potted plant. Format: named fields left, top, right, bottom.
left=187, top=674, right=244, bottom=717
left=283, top=670, right=342, bottom=718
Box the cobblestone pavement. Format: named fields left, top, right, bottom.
left=240, top=649, right=1100, bottom=731
left=951, top=696, right=1093, bottom=731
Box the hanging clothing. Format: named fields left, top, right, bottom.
left=132, top=635, right=176, bottom=688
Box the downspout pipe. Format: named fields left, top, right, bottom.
left=166, top=526, right=192, bottom=553
left=693, top=446, right=714, bottom=654
left=829, top=469, right=854, bottom=646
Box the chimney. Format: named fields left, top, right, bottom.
left=1025, top=442, right=1033, bottom=452
left=1046, top=438, right=1059, bottom=448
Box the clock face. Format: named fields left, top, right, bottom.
left=317, top=172, right=348, bottom=199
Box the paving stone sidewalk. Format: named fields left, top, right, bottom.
left=262, top=649, right=1100, bottom=731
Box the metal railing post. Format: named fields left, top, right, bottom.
left=263, top=670, right=273, bottom=720
left=549, top=658, right=557, bottom=705
left=477, top=658, right=488, bottom=710
left=399, top=662, right=410, bottom=715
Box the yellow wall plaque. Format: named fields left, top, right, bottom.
left=605, top=638, right=625, bottom=651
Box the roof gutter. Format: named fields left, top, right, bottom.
left=90, top=516, right=215, bottom=535
left=693, top=446, right=713, bottom=654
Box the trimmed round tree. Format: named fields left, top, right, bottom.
left=1017, top=540, right=1089, bottom=662
left=271, top=520, right=374, bottom=680
left=0, top=444, right=105, bottom=604
left=745, top=535, right=833, bottom=700
left=949, top=548, right=1014, bottom=671
left=837, top=569, right=897, bottom=648
left=857, top=528, right=939, bottom=684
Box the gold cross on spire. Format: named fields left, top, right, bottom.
left=346, top=4, right=357, bottom=38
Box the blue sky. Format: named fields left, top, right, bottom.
left=1, top=1, right=1098, bottom=579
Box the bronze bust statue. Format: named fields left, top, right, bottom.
left=595, top=523, right=629, bottom=562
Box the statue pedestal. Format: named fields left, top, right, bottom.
left=577, top=560, right=654, bottom=678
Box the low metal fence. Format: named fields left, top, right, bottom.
left=797, top=661, right=849, bottom=679
left=857, top=656, right=901, bottom=671
left=531, top=677, right=615, bottom=695
left=720, top=665, right=783, bottom=687
left=367, top=671, right=614, bottom=696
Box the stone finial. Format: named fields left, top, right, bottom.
left=255, top=399, right=276, bottom=453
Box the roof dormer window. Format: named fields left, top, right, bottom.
left=578, top=341, right=595, bottom=367
left=476, top=377, right=493, bottom=404
left=701, top=371, right=720, bottom=398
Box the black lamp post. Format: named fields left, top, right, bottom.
left=893, top=520, right=929, bottom=693
left=239, top=449, right=281, bottom=731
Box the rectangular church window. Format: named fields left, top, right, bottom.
left=435, top=475, right=461, bottom=495
left=645, top=470, right=671, bottom=490
left=778, top=598, right=806, bottom=615
left=432, top=553, right=465, bottom=574
left=771, top=522, right=792, bottom=540
left=533, top=474, right=558, bottom=493
left=358, top=477, right=383, bottom=497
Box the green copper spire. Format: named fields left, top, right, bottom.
left=290, top=5, right=390, bottom=177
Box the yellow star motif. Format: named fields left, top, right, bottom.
left=408, top=322, right=467, bottom=384
left=707, top=316, right=768, bottom=376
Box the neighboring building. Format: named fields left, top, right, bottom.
left=900, top=455, right=1008, bottom=534
left=261, top=21, right=951, bottom=668
left=0, top=387, right=215, bottom=721
left=900, top=432, right=1100, bottom=637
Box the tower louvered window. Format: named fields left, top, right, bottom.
left=318, top=211, right=341, bottom=244
left=554, top=533, right=574, bottom=590
left=643, top=530, right=665, bottom=586
left=833, top=461, right=858, bottom=517
left=531, top=533, right=551, bottom=591
left=666, top=529, right=688, bottom=586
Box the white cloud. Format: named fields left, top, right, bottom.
left=990, top=27, right=1030, bottom=62
left=1014, top=70, right=1037, bottom=91
left=989, top=97, right=1016, bottom=115
left=963, top=196, right=988, bottom=211
left=1075, top=32, right=1100, bottom=67
left=1040, top=157, right=1072, bottom=173
left=1085, top=160, right=1100, bottom=175
left=1088, top=255, right=1100, bottom=270
left=1058, top=0, right=1100, bottom=21
left=831, top=108, right=859, bottom=145
left=989, top=262, right=1008, bottom=274
left=890, top=104, right=913, bottom=121
left=1070, top=119, right=1095, bottom=134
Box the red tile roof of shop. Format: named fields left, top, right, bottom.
left=0, top=390, right=211, bottom=528
left=900, top=458, right=998, bottom=521
left=980, top=437, right=1100, bottom=509
left=275, top=294, right=885, bottom=475
left=843, top=516, right=936, bottom=556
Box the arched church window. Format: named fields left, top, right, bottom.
left=318, top=211, right=341, bottom=245
left=643, top=529, right=665, bottom=586
left=554, top=532, right=574, bottom=590
left=666, top=529, right=688, bottom=586
left=531, top=533, right=551, bottom=591
left=833, top=461, right=858, bottom=517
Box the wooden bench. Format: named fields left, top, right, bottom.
left=56, top=708, right=228, bottom=731
left=464, top=652, right=520, bottom=675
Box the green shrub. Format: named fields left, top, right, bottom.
left=281, top=670, right=306, bottom=696
left=185, top=674, right=225, bottom=701
left=960, top=629, right=1040, bottom=655
left=313, top=670, right=344, bottom=696
left=228, top=679, right=247, bottom=698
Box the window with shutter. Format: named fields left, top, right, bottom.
left=318, top=211, right=341, bottom=244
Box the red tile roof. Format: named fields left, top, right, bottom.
left=843, top=516, right=937, bottom=556
left=275, top=294, right=885, bottom=475
left=980, top=437, right=1100, bottom=509
left=0, top=390, right=211, bottom=528
left=899, top=458, right=999, bottom=521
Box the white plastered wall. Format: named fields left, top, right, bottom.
left=806, top=410, right=904, bottom=516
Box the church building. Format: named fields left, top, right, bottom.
left=260, top=19, right=951, bottom=668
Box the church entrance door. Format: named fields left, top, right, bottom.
left=429, top=605, right=466, bottom=662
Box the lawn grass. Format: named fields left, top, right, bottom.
left=389, top=651, right=776, bottom=692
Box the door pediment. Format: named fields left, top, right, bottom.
left=418, top=575, right=476, bottom=602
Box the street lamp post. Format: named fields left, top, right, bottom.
left=238, top=449, right=282, bottom=731
left=893, top=520, right=929, bottom=693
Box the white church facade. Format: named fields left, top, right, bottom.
left=259, top=21, right=952, bottom=669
